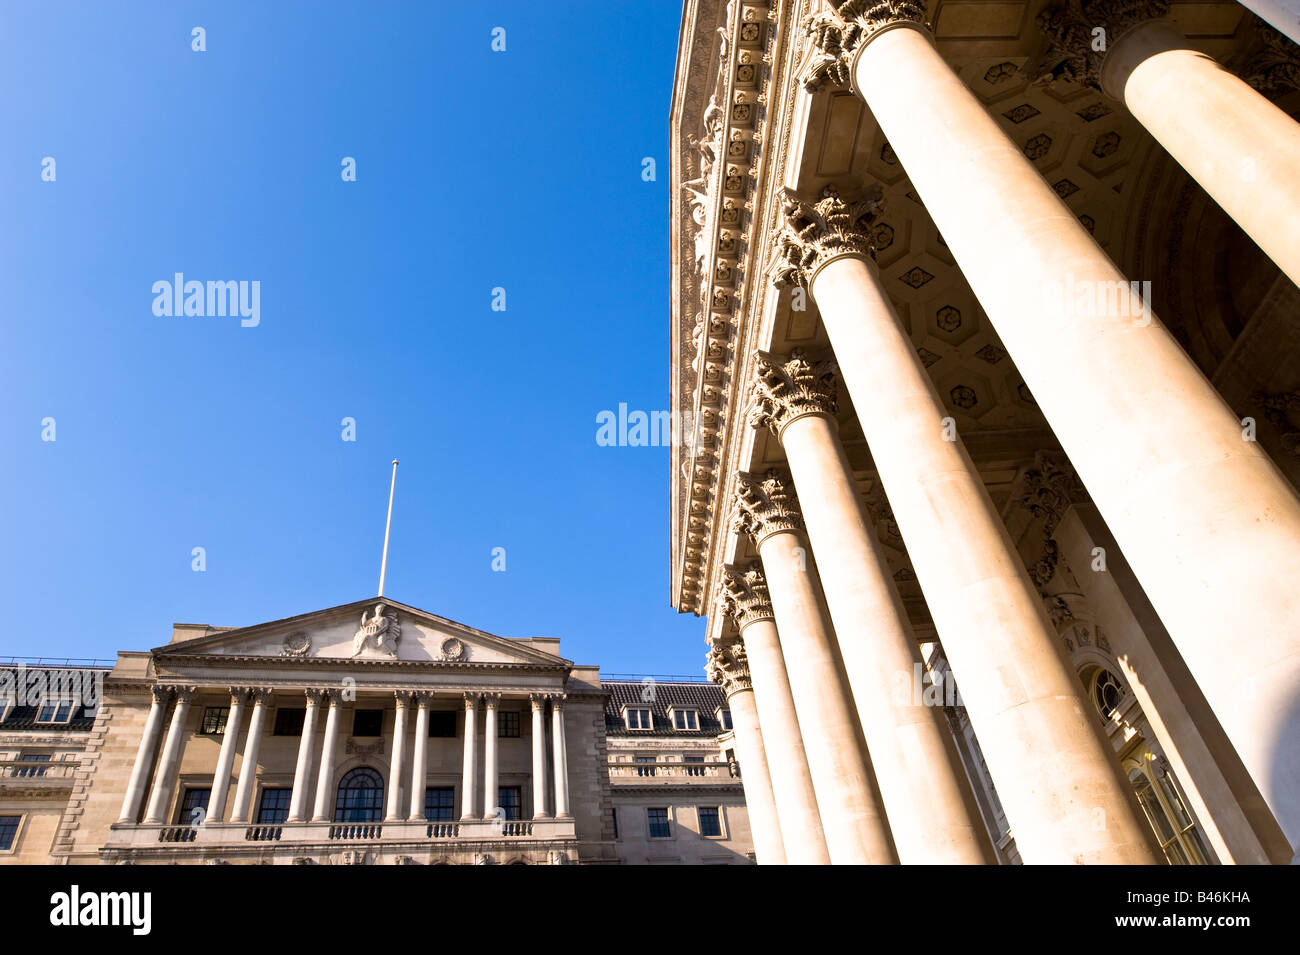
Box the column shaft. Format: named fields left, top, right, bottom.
left=287, top=692, right=320, bottom=822
left=409, top=696, right=430, bottom=821
left=117, top=689, right=167, bottom=824
left=312, top=693, right=341, bottom=823
left=756, top=529, right=895, bottom=864
left=850, top=21, right=1300, bottom=854
left=229, top=693, right=269, bottom=825
left=809, top=251, right=1154, bottom=863
left=207, top=690, right=247, bottom=823
left=483, top=695, right=499, bottom=820
left=385, top=694, right=409, bottom=822
left=740, top=617, right=830, bottom=864
left=725, top=686, right=787, bottom=864
left=142, top=689, right=193, bottom=825
left=460, top=694, right=478, bottom=821
left=551, top=698, right=570, bottom=817
left=531, top=696, right=550, bottom=819
left=779, top=410, right=990, bottom=863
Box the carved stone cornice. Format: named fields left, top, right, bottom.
left=748, top=348, right=839, bottom=436
left=1027, top=0, right=1170, bottom=91
left=705, top=638, right=754, bottom=697
left=733, top=469, right=804, bottom=545
left=768, top=184, right=885, bottom=289
left=802, top=0, right=930, bottom=92
left=717, top=563, right=776, bottom=629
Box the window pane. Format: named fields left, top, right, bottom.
left=698, top=807, right=721, bottom=837
left=428, top=711, right=456, bottom=738
left=273, top=708, right=305, bottom=736
left=201, top=707, right=229, bottom=735
left=334, top=767, right=384, bottom=822
left=351, top=709, right=384, bottom=737
left=647, top=808, right=670, bottom=839
left=179, top=788, right=211, bottom=825
left=257, top=788, right=291, bottom=824
left=498, top=786, right=522, bottom=820
left=424, top=787, right=455, bottom=822
left=498, top=712, right=520, bottom=738
left=0, top=816, right=20, bottom=851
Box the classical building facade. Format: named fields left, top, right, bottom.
left=0, top=604, right=754, bottom=865
left=672, top=0, right=1300, bottom=864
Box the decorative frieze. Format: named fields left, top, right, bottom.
left=748, top=348, right=839, bottom=435
left=768, top=184, right=886, bottom=289
left=1028, top=0, right=1170, bottom=90
left=717, top=563, right=776, bottom=629
left=802, top=0, right=930, bottom=92
left=732, top=470, right=804, bottom=545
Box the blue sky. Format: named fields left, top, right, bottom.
left=0, top=1, right=706, bottom=675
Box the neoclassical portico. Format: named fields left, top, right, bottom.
left=679, top=0, right=1300, bottom=864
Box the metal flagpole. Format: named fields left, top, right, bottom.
left=378, top=459, right=398, bottom=597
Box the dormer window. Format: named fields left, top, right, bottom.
left=669, top=708, right=699, bottom=731
left=625, top=707, right=653, bottom=731
left=716, top=708, right=733, bottom=731
left=34, top=700, right=74, bottom=724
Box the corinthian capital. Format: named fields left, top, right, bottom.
left=768, top=184, right=885, bottom=289
left=749, top=349, right=839, bottom=436
left=705, top=638, right=754, bottom=697
left=732, top=470, right=803, bottom=545
left=717, top=563, right=776, bottom=629
left=1027, top=0, right=1169, bottom=90
left=803, top=0, right=930, bottom=92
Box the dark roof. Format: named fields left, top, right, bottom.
left=0, top=666, right=104, bottom=731
left=602, top=680, right=729, bottom=738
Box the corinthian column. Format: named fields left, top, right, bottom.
left=385, top=691, right=410, bottom=822
left=207, top=688, right=248, bottom=824
left=118, top=686, right=169, bottom=824
left=748, top=350, right=990, bottom=864
left=483, top=693, right=500, bottom=820
left=706, top=636, right=787, bottom=865
left=460, top=693, right=478, bottom=821
left=287, top=689, right=322, bottom=823
left=551, top=695, right=571, bottom=818
left=733, top=473, right=895, bottom=864
left=768, top=183, right=1155, bottom=863
left=312, top=690, right=342, bottom=822
left=530, top=695, right=550, bottom=819
left=1032, top=0, right=1300, bottom=285
left=409, top=693, right=430, bottom=821
left=143, top=686, right=195, bottom=825
left=229, top=689, right=272, bottom=825
left=805, top=1, right=1300, bottom=858
left=719, top=566, right=829, bottom=864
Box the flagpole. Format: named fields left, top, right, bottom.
left=378, top=459, right=398, bottom=597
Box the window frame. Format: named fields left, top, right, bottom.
left=696, top=805, right=724, bottom=839
left=199, top=706, right=229, bottom=736
left=0, top=814, right=24, bottom=854
left=427, top=711, right=457, bottom=738
left=498, top=785, right=523, bottom=821
left=272, top=707, right=306, bottom=737
left=34, top=700, right=75, bottom=724
left=333, top=767, right=385, bottom=823
left=624, top=707, right=653, bottom=731
left=716, top=707, right=733, bottom=731
left=256, top=786, right=292, bottom=824
left=351, top=709, right=384, bottom=738
left=15, top=754, right=51, bottom=778
left=423, top=786, right=456, bottom=822
left=497, top=711, right=521, bottom=739
left=176, top=786, right=212, bottom=826
left=646, top=806, right=672, bottom=840
left=669, top=707, right=699, bottom=731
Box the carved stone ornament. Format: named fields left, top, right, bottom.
left=732, top=469, right=804, bottom=545
left=1242, top=23, right=1300, bottom=96
left=803, top=0, right=930, bottom=92
left=438, top=637, right=467, bottom=662
left=748, top=349, right=839, bottom=436
left=705, top=637, right=754, bottom=696
left=717, top=563, right=776, bottom=629
left=351, top=602, right=401, bottom=658
left=281, top=631, right=311, bottom=657
left=768, top=184, right=886, bottom=290
left=1026, top=0, right=1170, bottom=91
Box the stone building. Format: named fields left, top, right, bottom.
left=0, top=603, right=754, bottom=865
left=672, top=0, right=1300, bottom=864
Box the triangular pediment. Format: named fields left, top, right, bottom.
left=153, top=597, right=569, bottom=669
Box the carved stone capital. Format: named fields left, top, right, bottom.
left=705, top=638, right=754, bottom=698
left=1027, top=0, right=1170, bottom=91
left=463, top=692, right=479, bottom=711
left=749, top=349, right=839, bottom=436
left=304, top=688, right=326, bottom=706
left=529, top=694, right=546, bottom=712
left=249, top=687, right=275, bottom=706
left=768, top=184, right=885, bottom=289
left=732, top=469, right=803, bottom=545
left=172, top=685, right=197, bottom=705
left=482, top=692, right=501, bottom=708
left=227, top=687, right=252, bottom=705
left=150, top=686, right=171, bottom=706
left=717, top=563, right=776, bottom=630
left=802, top=0, right=931, bottom=92
left=549, top=693, right=566, bottom=711
left=394, top=690, right=415, bottom=708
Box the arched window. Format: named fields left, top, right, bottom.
left=1125, top=750, right=1211, bottom=865
left=1082, top=665, right=1126, bottom=721
left=334, top=768, right=384, bottom=823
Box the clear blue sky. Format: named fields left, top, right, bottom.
left=0, top=1, right=707, bottom=675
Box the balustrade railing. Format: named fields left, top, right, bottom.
left=329, top=823, right=383, bottom=840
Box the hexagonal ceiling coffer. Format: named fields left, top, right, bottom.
left=936, top=305, right=961, bottom=333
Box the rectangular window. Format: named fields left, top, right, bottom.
left=499, top=786, right=522, bottom=821
left=273, top=707, right=305, bottom=736
left=647, top=807, right=671, bottom=839
left=718, top=709, right=733, bottom=730
left=0, top=816, right=20, bottom=851
left=611, top=807, right=619, bottom=840
left=424, top=787, right=455, bottom=822
left=257, top=787, right=291, bottom=824
left=35, top=701, right=75, bottom=724
left=428, top=711, right=456, bottom=738
left=200, top=706, right=229, bottom=735
left=698, top=806, right=722, bottom=837
left=498, top=711, right=520, bottom=738
left=626, top=708, right=652, bottom=730
left=351, top=709, right=384, bottom=737
left=16, top=754, right=51, bottom=778
left=672, top=709, right=699, bottom=731
left=178, top=787, right=211, bottom=825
